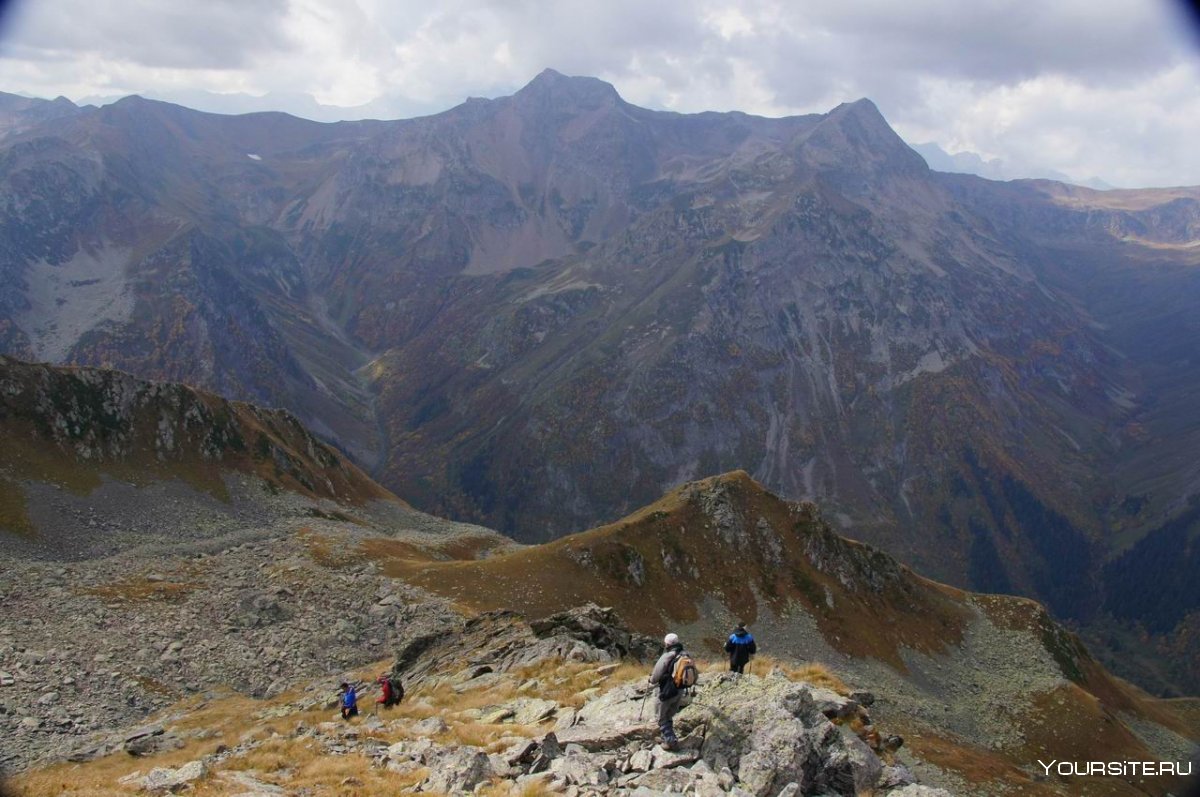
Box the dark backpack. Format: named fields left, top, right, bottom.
left=385, top=677, right=404, bottom=706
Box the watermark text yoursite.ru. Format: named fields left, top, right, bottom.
left=1038, top=760, right=1193, bottom=777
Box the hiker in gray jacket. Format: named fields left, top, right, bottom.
left=649, top=632, right=686, bottom=750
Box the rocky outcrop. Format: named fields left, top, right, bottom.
left=380, top=606, right=946, bottom=795
left=390, top=604, right=656, bottom=689
left=530, top=604, right=661, bottom=661
left=538, top=672, right=916, bottom=797
left=329, top=669, right=941, bottom=796
left=0, top=356, right=394, bottom=514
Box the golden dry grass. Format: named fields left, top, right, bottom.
left=752, top=655, right=850, bottom=693
left=506, top=658, right=648, bottom=709
left=303, top=529, right=369, bottom=569
left=4, top=691, right=254, bottom=797
left=81, top=575, right=203, bottom=604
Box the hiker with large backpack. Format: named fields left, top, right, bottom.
left=648, top=632, right=697, bottom=750
left=375, top=672, right=404, bottom=713
left=724, top=623, right=757, bottom=673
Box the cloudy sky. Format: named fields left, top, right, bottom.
left=0, top=0, right=1197, bottom=187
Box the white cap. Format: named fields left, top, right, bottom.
left=663, top=633, right=680, bottom=647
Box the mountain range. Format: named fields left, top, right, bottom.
left=1, top=70, right=1198, bottom=695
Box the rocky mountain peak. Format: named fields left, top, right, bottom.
left=799, top=96, right=929, bottom=181
left=513, top=67, right=623, bottom=111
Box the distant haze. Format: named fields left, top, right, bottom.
left=1, top=0, right=1199, bottom=188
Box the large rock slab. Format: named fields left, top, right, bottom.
left=139, top=760, right=207, bottom=793
left=554, top=721, right=659, bottom=752
left=421, top=746, right=493, bottom=793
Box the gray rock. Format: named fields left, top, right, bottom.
left=216, top=770, right=286, bottom=795
left=412, top=715, right=448, bottom=736
left=511, top=697, right=559, bottom=725
left=877, top=764, right=917, bottom=788
left=635, top=766, right=700, bottom=792
left=555, top=721, right=659, bottom=752
left=503, top=738, right=539, bottom=767
left=628, top=748, right=654, bottom=772
left=650, top=744, right=700, bottom=769
left=139, top=759, right=207, bottom=793
left=817, top=726, right=883, bottom=795
left=421, top=746, right=493, bottom=793
left=886, top=786, right=955, bottom=797
left=549, top=751, right=609, bottom=786
left=849, top=691, right=875, bottom=707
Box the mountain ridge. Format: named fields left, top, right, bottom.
left=0, top=361, right=1194, bottom=793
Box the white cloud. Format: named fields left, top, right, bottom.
left=0, top=0, right=1197, bottom=186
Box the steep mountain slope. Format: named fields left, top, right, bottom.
left=307, top=470, right=1200, bottom=795
left=0, top=73, right=1198, bottom=693
left=0, top=355, right=403, bottom=557
left=0, top=359, right=510, bottom=775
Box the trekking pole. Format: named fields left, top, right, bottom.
left=637, top=688, right=650, bottom=721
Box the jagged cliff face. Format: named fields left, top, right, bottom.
left=0, top=356, right=395, bottom=535
left=1, top=77, right=1198, bottom=673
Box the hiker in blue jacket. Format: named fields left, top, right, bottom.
left=339, top=681, right=358, bottom=720
left=724, top=623, right=757, bottom=673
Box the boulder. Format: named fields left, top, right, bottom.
left=548, top=750, right=611, bottom=786
left=511, top=697, right=560, bottom=725
left=411, top=716, right=448, bottom=736
left=139, top=760, right=207, bottom=793
left=812, top=727, right=882, bottom=796
left=650, top=744, right=700, bottom=769
left=634, top=766, right=701, bottom=793
left=877, top=764, right=917, bottom=789
left=503, top=738, right=539, bottom=767
left=672, top=673, right=885, bottom=797
left=572, top=683, right=651, bottom=728
left=420, top=746, right=493, bottom=793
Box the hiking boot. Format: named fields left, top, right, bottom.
left=661, top=738, right=679, bottom=751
